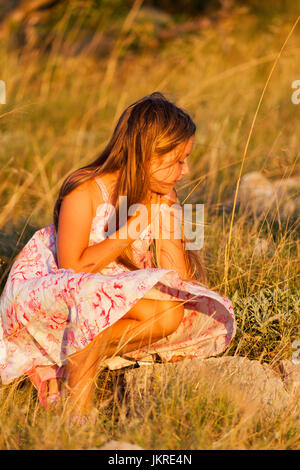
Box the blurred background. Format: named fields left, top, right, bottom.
left=0, top=0, right=299, bottom=363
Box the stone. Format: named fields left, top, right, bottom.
left=253, top=237, right=274, bottom=258
left=226, top=171, right=300, bottom=222
left=236, top=172, right=276, bottom=217
left=278, top=359, right=300, bottom=396
left=97, top=440, right=144, bottom=450
left=273, top=177, right=300, bottom=220
left=123, top=356, right=290, bottom=414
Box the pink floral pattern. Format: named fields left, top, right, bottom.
left=0, top=178, right=236, bottom=384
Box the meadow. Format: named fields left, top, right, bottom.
left=0, top=0, right=299, bottom=449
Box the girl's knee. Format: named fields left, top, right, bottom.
left=156, top=301, right=184, bottom=337
left=123, top=298, right=184, bottom=338
left=122, top=298, right=156, bottom=322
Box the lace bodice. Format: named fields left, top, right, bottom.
left=88, top=177, right=153, bottom=274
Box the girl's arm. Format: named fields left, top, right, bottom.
left=56, top=182, right=153, bottom=274
left=159, top=236, right=189, bottom=281
left=155, top=190, right=189, bottom=280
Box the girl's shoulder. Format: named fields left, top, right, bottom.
left=88, top=173, right=118, bottom=216
left=94, top=173, right=119, bottom=201
left=64, top=178, right=106, bottom=221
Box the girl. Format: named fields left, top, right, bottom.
left=0, top=92, right=236, bottom=421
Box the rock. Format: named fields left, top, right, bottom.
left=278, top=360, right=300, bottom=396
left=273, top=176, right=300, bottom=198
left=273, top=177, right=300, bottom=220
left=228, top=171, right=300, bottom=222
left=97, top=440, right=144, bottom=450
left=236, top=172, right=277, bottom=216
left=123, top=356, right=290, bottom=414
left=253, top=237, right=274, bottom=258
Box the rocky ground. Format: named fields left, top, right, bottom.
left=93, top=355, right=300, bottom=449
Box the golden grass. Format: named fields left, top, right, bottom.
left=0, top=1, right=300, bottom=449
left=0, top=365, right=299, bottom=450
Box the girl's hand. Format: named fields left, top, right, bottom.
left=165, top=188, right=179, bottom=204
left=127, top=190, right=181, bottom=241
left=126, top=191, right=161, bottom=241
left=151, top=190, right=188, bottom=279
left=160, top=188, right=180, bottom=207
left=150, top=191, right=182, bottom=241
left=159, top=188, right=182, bottom=238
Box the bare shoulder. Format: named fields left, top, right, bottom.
left=59, top=180, right=93, bottom=221
left=56, top=180, right=94, bottom=270
left=64, top=179, right=93, bottom=203
left=68, top=178, right=107, bottom=215
left=92, top=172, right=118, bottom=206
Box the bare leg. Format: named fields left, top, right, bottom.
left=66, top=298, right=184, bottom=415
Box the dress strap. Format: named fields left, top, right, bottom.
left=95, top=177, right=110, bottom=203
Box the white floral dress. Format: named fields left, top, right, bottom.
left=0, top=177, right=236, bottom=384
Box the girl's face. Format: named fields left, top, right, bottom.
left=149, top=135, right=194, bottom=194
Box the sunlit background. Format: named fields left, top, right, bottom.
left=0, top=0, right=299, bottom=449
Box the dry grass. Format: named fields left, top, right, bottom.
left=0, top=365, right=299, bottom=450
left=0, top=1, right=300, bottom=449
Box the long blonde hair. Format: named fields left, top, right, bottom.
left=53, top=91, right=209, bottom=287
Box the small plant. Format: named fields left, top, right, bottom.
left=227, top=287, right=300, bottom=364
